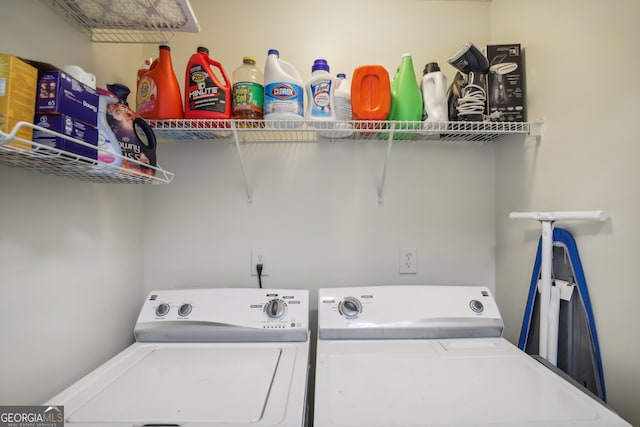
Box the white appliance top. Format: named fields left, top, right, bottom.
left=46, top=288, right=310, bottom=427
left=135, top=288, right=309, bottom=342
left=314, top=285, right=631, bottom=427
left=318, top=285, right=503, bottom=339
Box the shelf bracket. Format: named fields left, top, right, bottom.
left=529, top=120, right=544, bottom=144
left=230, top=123, right=253, bottom=204
left=377, top=126, right=395, bottom=206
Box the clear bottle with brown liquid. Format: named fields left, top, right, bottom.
left=232, top=56, right=264, bottom=127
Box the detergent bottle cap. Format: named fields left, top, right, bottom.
left=337, top=73, right=346, bottom=79
left=160, top=45, right=171, bottom=51
left=107, top=83, right=131, bottom=106
left=424, top=62, right=441, bottom=75
left=197, top=46, right=209, bottom=54
left=312, top=59, right=329, bottom=73
left=243, top=55, right=256, bottom=64
left=268, top=49, right=279, bottom=56
left=141, top=57, right=153, bottom=69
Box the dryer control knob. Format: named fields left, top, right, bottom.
left=178, top=303, right=192, bottom=317
left=469, top=299, right=484, bottom=313
left=155, top=303, right=170, bottom=317
left=265, top=299, right=287, bottom=319
left=339, top=297, right=362, bottom=319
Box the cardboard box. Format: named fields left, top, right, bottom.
left=0, top=54, right=38, bottom=150
left=36, top=71, right=99, bottom=127
left=33, top=113, right=98, bottom=161
left=486, top=44, right=526, bottom=122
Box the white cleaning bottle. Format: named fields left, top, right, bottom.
left=306, top=59, right=336, bottom=136
left=264, top=49, right=304, bottom=129
left=95, top=88, right=123, bottom=171
left=421, top=62, right=448, bottom=122
left=333, top=73, right=353, bottom=137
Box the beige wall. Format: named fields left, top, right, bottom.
left=493, top=0, right=640, bottom=424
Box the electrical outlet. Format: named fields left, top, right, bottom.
left=251, top=249, right=268, bottom=276
left=399, top=247, right=417, bottom=274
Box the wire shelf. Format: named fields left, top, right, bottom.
left=41, top=0, right=200, bottom=44
left=147, top=118, right=538, bottom=204
left=0, top=122, right=175, bottom=184
left=149, top=119, right=533, bottom=142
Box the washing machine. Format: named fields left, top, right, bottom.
left=46, top=288, right=310, bottom=427
left=314, top=285, right=630, bottom=427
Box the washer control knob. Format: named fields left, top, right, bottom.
left=178, top=303, right=192, bottom=317
left=155, top=303, right=170, bottom=317
left=265, top=299, right=286, bottom=319
left=339, top=297, right=362, bottom=319
left=469, top=299, right=484, bottom=313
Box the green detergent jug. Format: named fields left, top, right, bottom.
left=385, top=53, right=423, bottom=139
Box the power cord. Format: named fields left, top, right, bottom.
left=456, top=83, right=486, bottom=119
left=256, top=263, right=263, bottom=288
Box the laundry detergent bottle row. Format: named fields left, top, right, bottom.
left=264, top=49, right=304, bottom=129
left=185, top=46, right=231, bottom=119
left=136, top=45, right=184, bottom=119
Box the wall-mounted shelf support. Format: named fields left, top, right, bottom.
left=377, top=127, right=395, bottom=206
left=150, top=119, right=539, bottom=204
left=230, top=123, right=253, bottom=204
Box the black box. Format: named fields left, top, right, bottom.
left=486, top=44, right=526, bottom=122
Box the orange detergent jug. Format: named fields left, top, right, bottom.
left=137, top=45, right=184, bottom=119
left=184, top=47, right=232, bottom=120
left=351, top=65, right=391, bottom=135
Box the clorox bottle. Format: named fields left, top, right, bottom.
left=185, top=46, right=232, bottom=120
left=136, top=45, right=184, bottom=119
left=263, top=49, right=304, bottom=129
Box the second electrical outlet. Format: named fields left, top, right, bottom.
left=399, top=247, right=417, bottom=274
left=251, top=249, right=268, bottom=276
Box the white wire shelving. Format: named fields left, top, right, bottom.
left=41, top=0, right=200, bottom=44
left=150, top=119, right=540, bottom=204
left=0, top=121, right=175, bottom=184
left=149, top=119, right=535, bottom=142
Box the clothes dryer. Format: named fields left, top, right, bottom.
left=314, top=285, right=630, bottom=427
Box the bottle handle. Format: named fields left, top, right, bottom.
left=133, top=117, right=157, bottom=150
left=278, top=60, right=302, bottom=81
left=210, top=60, right=231, bottom=87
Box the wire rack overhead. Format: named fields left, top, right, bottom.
left=0, top=121, right=174, bottom=184
left=149, top=119, right=534, bottom=143
left=41, top=0, right=200, bottom=43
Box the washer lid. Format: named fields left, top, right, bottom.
left=68, top=346, right=281, bottom=424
